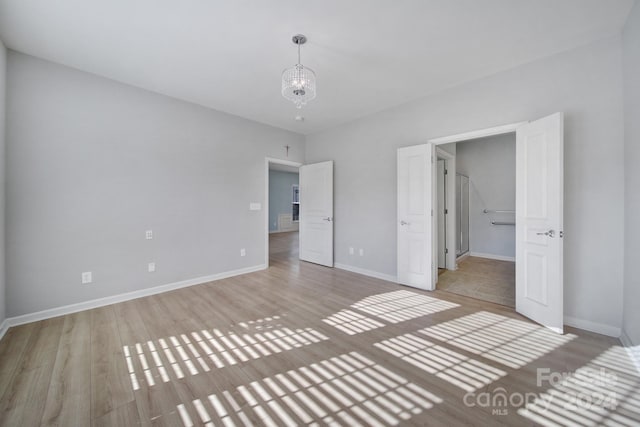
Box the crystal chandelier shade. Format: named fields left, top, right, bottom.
left=282, top=35, right=316, bottom=109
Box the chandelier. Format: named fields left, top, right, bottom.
left=282, top=34, right=316, bottom=109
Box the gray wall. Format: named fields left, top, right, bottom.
left=456, top=134, right=516, bottom=259
left=0, top=40, right=6, bottom=324
left=6, top=52, right=304, bottom=317
left=306, top=36, right=625, bottom=333
left=268, top=170, right=298, bottom=232
left=623, top=1, right=640, bottom=346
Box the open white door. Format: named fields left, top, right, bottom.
left=397, top=144, right=434, bottom=290
left=299, top=161, right=334, bottom=267
left=516, top=113, right=564, bottom=333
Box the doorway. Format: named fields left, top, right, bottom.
left=397, top=114, right=565, bottom=333
left=265, top=158, right=302, bottom=266
left=265, top=158, right=335, bottom=268
left=435, top=133, right=517, bottom=307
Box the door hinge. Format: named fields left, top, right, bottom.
left=431, top=209, right=433, bottom=217
left=444, top=209, right=448, bottom=214
left=445, top=248, right=449, bottom=254
left=559, top=231, right=564, bottom=238
left=444, top=169, right=448, bottom=175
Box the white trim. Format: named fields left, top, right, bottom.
left=265, top=157, right=302, bottom=266
left=0, top=319, right=9, bottom=341
left=269, top=229, right=298, bottom=234
left=428, top=122, right=526, bottom=145
left=456, top=252, right=470, bottom=262
left=620, top=329, right=640, bottom=375
left=334, top=263, right=397, bottom=283
left=469, top=251, right=516, bottom=262
left=2, top=264, right=266, bottom=331
left=435, top=148, right=457, bottom=273
left=435, top=147, right=455, bottom=160
left=563, top=315, right=621, bottom=337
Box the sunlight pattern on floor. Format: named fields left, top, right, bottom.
left=374, top=333, right=507, bottom=392
left=351, top=290, right=459, bottom=323
left=123, top=325, right=328, bottom=390
left=519, top=346, right=640, bottom=426
left=177, top=352, right=442, bottom=427
left=419, top=311, right=576, bottom=369
left=322, top=310, right=386, bottom=335
left=237, top=315, right=282, bottom=329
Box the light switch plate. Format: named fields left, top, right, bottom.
left=148, top=262, right=156, bottom=273
left=249, top=203, right=261, bottom=211
left=145, top=230, right=153, bottom=240
left=81, top=271, right=92, bottom=284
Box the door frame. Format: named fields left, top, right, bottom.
left=435, top=148, right=456, bottom=275
left=265, top=157, right=303, bottom=266
left=427, top=121, right=526, bottom=288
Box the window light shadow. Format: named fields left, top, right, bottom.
left=123, top=321, right=329, bottom=390
left=350, top=290, right=459, bottom=323
left=419, top=311, right=576, bottom=369
left=518, top=346, right=640, bottom=426
left=375, top=333, right=507, bottom=392
left=177, top=352, right=442, bottom=427
left=322, top=309, right=386, bottom=335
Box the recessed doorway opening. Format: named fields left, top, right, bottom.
left=265, top=158, right=302, bottom=266
left=398, top=114, right=565, bottom=333
left=435, top=133, right=516, bottom=308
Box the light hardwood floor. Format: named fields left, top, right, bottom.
left=437, top=256, right=515, bottom=308
left=0, top=231, right=638, bottom=426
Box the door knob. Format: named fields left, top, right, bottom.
left=400, top=220, right=410, bottom=226
left=323, top=217, right=332, bottom=222
left=536, top=229, right=555, bottom=237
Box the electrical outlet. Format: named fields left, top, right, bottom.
left=81, top=271, right=92, bottom=284
left=240, top=248, right=246, bottom=257
left=148, top=262, right=156, bottom=273
left=349, top=247, right=354, bottom=255
left=359, top=248, right=364, bottom=256
left=145, top=230, right=153, bottom=240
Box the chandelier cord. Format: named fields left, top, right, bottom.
left=297, top=41, right=301, bottom=65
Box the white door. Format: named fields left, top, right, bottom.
left=437, top=160, right=446, bottom=269
left=516, top=113, right=564, bottom=333
left=299, top=161, right=334, bottom=267
left=397, top=144, right=434, bottom=290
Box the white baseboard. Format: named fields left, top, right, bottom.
left=334, top=263, right=397, bottom=283
left=3, top=264, right=267, bottom=331
left=0, top=319, right=9, bottom=341
left=469, top=252, right=516, bottom=262
left=269, top=229, right=297, bottom=234
left=620, top=329, right=640, bottom=375
left=456, top=252, right=470, bottom=262
left=564, top=315, right=621, bottom=337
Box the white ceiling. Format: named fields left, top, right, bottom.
left=0, top=0, right=634, bottom=134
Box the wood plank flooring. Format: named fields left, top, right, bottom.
left=0, top=231, right=638, bottom=426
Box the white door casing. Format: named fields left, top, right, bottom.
left=397, top=144, right=434, bottom=290
left=515, top=113, right=564, bottom=333
left=437, top=160, right=446, bottom=269
left=299, top=161, right=334, bottom=267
